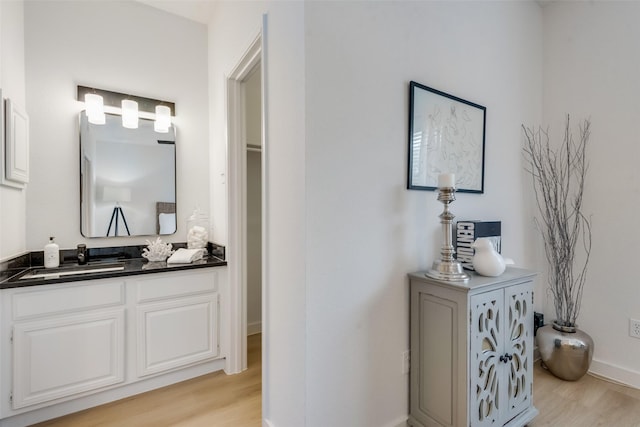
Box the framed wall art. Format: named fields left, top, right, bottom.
left=407, top=81, right=486, bottom=193
left=1, top=92, right=30, bottom=189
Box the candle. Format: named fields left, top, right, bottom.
left=438, top=173, right=455, bottom=188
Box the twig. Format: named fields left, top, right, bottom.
left=522, top=115, right=592, bottom=326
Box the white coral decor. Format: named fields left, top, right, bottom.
left=142, top=237, right=174, bottom=262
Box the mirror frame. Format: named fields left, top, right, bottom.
left=79, top=111, right=177, bottom=238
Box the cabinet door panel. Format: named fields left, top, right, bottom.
left=416, top=293, right=457, bottom=427
left=504, top=283, right=534, bottom=421
left=12, top=281, right=125, bottom=320
left=137, top=294, right=219, bottom=377
left=135, top=270, right=218, bottom=303
left=12, top=309, right=125, bottom=409
left=470, top=289, right=504, bottom=427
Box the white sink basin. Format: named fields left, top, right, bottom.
left=16, top=263, right=125, bottom=280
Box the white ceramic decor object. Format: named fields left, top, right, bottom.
left=472, top=237, right=506, bottom=277
left=142, top=237, right=174, bottom=262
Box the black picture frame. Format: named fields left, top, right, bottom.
left=407, top=81, right=486, bottom=193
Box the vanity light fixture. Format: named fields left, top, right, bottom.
left=154, top=105, right=171, bottom=133
left=121, top=99, right=139, bottom=129
left=77, top=86, right=176, bottom=130
left=84, top=93, right=105, bottom=125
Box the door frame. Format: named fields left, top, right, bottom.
left=226, top=31, right=264, bottom=374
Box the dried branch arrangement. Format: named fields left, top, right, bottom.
left=522, top=115, right=592, bottom=327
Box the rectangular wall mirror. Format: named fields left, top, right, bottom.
left=80, top=112, right=176, bottom=237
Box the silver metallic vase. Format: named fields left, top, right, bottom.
left=537, top=321, right=594, bottom=381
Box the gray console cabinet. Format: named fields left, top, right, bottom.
left=408, top=268, right=538, bottom=427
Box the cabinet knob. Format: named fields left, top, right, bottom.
left=499, top=353, right=513, bottom=363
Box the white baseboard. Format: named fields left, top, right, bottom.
left=388, top=415, right=408, bottom=427
left=263, top=416, right=406, bottom=427
left=248, top=320, right=262, bottom=335
left=589, top=358, right=640, bottom=390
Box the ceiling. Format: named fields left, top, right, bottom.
left=137, top=0, right=215, bottom=25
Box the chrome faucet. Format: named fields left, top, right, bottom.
left=77, top=244, right=87, bottom=265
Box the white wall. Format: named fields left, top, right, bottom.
left=209, top=1, right=542, bottom=426
left=246, top=66, right=262, bottom=148
left=208, top=2, right=306, bottom=426
left=304, top=2, right=542, bottom=425
left=0, top=0, right=27, bottom=260
left=24, top=1, right=208, bottom=250
left=247, top=150, right=262, bottom=333
left=246, top=67, right=262, bottom=334
left=542, top=1, right=640, bottom=387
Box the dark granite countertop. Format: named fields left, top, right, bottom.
left=0, top=243, right=227, bottom=289
left=0, top=256, right=227, bottom=289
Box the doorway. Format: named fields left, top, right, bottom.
left=226, top=33, right=263, bottom=375
left=244, top=65, right=262, bottom=338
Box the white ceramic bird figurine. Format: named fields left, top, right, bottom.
left=472, top=237, right=506, bottom=277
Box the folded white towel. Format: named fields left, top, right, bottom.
left=166, top=248, right=205, bottom=264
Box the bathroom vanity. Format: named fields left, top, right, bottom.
left=0, top=256, right=227, bottom=427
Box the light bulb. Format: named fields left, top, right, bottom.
left=122, top=99, right=138, bottom=129
left=85, top=93, right=105, bottom=125
left=154, top=105, right=171, bottom=133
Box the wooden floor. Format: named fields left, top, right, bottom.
left=32, top=339, right=640, bottom=426
left=530, top=361, right=640, bottom=426
left=33, top=334, right=262, bottom=427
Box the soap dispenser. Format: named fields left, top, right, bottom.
left=44, top=236, right=60, bottom=268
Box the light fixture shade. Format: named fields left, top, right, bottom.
left=121, top=99, right=139, bottom=129
left=85, top=93, right=105, bottom=125
left=102, top=186, right=132, bottom=203
left=154, top=105, right=171, bottom=133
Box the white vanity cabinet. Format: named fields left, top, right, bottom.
left=0, top=267, right=226, bottom=426
left=408, top=268, right=538, bottom=427
left=9, top=281, right=126, bottom=410
left=133, top=270, right=220, bottom=377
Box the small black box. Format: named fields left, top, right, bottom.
left=455, top=221, right=502, bottom=271
left=534, top=312, right=544, bottom=336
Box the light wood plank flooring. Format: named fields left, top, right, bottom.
left=530, top=361, right=640, bottom=426
left=32, top=334, right=261, bottom=427
left=32, top=339, right=640, bottom=426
